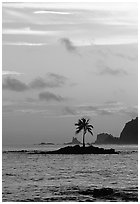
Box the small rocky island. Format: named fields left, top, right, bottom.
left=5, top=145, right=118, bottom=154
left=43, top=145, right=118, bottom=154
left=35, top=142, right=55, bottom=145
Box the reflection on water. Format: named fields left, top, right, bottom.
left=2, top=145, right=138, bottom=202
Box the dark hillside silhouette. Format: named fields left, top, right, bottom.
left=120, top=117, right=138, bottom=144
left=95, top=133, right=119, bottom=144
left=94, top=117, right=138, bottom=144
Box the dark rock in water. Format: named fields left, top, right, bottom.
left=64, top=137, right=82, bottom=145
left=95, top=133, right=119, bottom=144
left=79, top=187, right=138, bottom=201
left=80, top=188, right=114, bottom=197
left=38, top=142, right=54, bottom=145
left=45, top=145, right=118, bottom=154
left=120, top=117, right=138, bottom=144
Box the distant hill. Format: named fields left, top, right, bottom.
left=64, top=137, right=82, bottom=145
left=95, top=133, right=119, bottom=144
left=120, top=117, right=138, bottom=144
left=94, top=117, right=138, bottom=145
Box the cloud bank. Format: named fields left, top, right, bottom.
left=2, top=77, right=28, bottom=92
left=2, top=73, right=68, bottom=92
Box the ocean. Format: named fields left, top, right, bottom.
left=2, top=144, right=138, bottom=202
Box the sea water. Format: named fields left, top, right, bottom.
left=2, top=144, right=138, bottom=202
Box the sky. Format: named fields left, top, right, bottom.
left=2, top=2, right=138, bottom=145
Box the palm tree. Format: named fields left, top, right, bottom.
left=75, top=118, right=94, bottom=148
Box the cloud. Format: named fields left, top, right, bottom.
left=60, top=38, right=77, bottom=52
left=3, top=97, right=137, bottom=119
left=73, top=102, right=137, bottom=117
left=77, top=105, right=113, bottom=116
left=2, top=70, right=23, bottom=76
left=2, top=77, right=28, bottom=92
left=3, top=73, right=68, bottom=92
left=3, top=27, right=62, bottom=36
left=3, top=2, right=137, bottom=47
left=39, top=91, right=64, bottom=102
left=3, top=42, right=49, bottom=46
left=113, top=52, right=138, bottom=61
left=30, top=73, right=67, bottom=89
left=98, top=66, right=128, bottom=76
left=120, top=106, right=138, bottom=118
left=57, top=103, right=137, bottom=118
left=63, top=106, right=77, bottom=115
left=48, top=73, right=67, bottom=86
left=34, top=10, right=71, bottom=15
left=30, top=78, right=47, bottom=89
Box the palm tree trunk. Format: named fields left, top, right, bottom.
left=83, top=131, right=86, bottom=148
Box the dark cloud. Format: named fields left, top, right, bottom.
left=60, top=38, right=77, bottom=52
left=29, top=77, right=47, bottom=89
left=96, top=60, right=128, bottom=76
left=48, top=73, right=67, bottom=86
left=2, top=77, right=28, bottom=92
left=3, top=73, right=68, bottom=92
left=39, top=91, right=64, bottom=102
left=29, top=73, right=67, bottom=89
left=99, top=66, right=128, bottom=76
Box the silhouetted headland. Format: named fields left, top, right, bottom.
left=120, top=117, right=138, bottom=144
left=94, top=117, right=138, bottom=145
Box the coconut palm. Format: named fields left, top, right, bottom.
left=75, top=118, right=94, bottom=148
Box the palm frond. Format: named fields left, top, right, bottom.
left=76, top=125, right=84, bottom=131
left=81, top=118, right=86, bottom=124
left=87, top=124, right=94, bottom=129
left=85, top=119, right=90, bottom=125
left=75, top=128, right=82, bottom=134
left=87, top=127, right=92, bottom=132
left=75, top=119, right=83, bottom=126
left=87, top=129, right=93, bottom=136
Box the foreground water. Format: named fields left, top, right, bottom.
left=2, top=144, right=138, bottom=202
